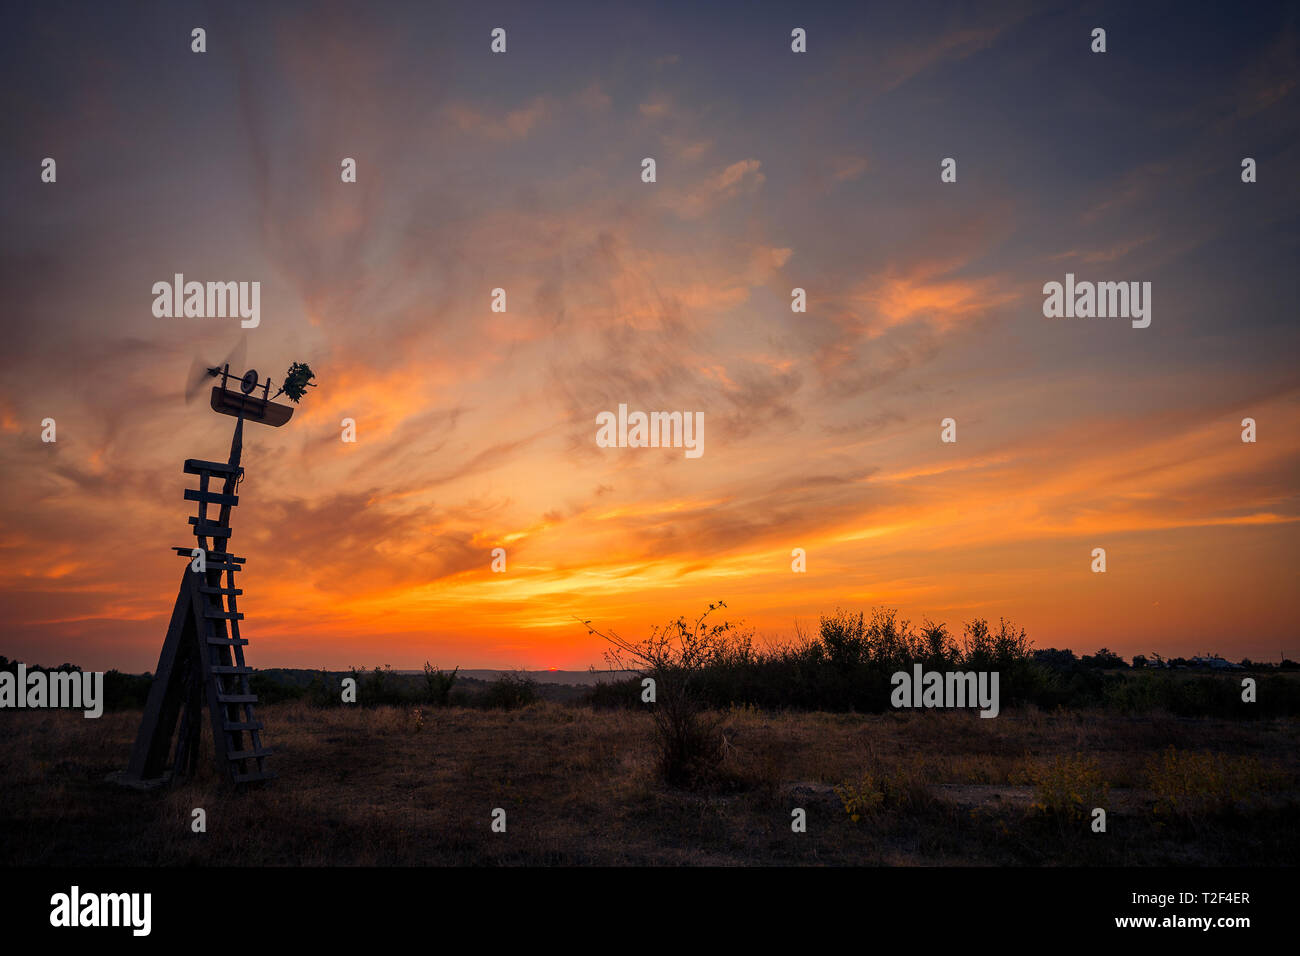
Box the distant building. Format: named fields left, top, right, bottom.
left=1189, top=656, right=1243, bottom=671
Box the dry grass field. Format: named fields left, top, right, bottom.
left=2, top=701, right=1296, bottom=866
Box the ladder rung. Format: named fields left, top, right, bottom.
left=189, top=518, right=233, bottom=538
left=227, top=748, right=273, bottom=761
left=210, top=665, right=252, bottom=675
left=224, top=721, right=263, bottom=732
left=173, top=547, right=244, bottom=562
left=217, top=693, right=258, bottom=703
left=207, top=636, right=248, bottom=646
left=232, top=770, right=277, bottom=785
left=204, top=609, right=244, bottom=620
left=185, top=458, right=243, bottom=476
left=185, top=489, right=239, bottom=506
left=199, top=586, right=243, bottom=595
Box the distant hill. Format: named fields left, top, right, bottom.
left=241, top=666, right=639, bottom=706
left=397, top=669, right=636, bottom=686
left=252, top=667, right=635, bottom=687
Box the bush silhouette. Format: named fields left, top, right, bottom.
left=423, top=662, right=458, bottom=706
left=482, top=671, right=537, bottom=710
left=588, top=601, right=739, bottom=789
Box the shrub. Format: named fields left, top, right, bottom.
left=1145, top=748, right=1262, bottom=822
left=1032, top=648, right=1078, bottom=669
left=584, top=675, right=641, bottom=710
left=1021, top=753, right=1109, bottom=821
left=835, top=773, right=885, bottom=822
left=361, top=665, right=391, bottom=705
left=1082, top=648, right=1127, bottom=669
left=834, top=762, right=934, bottom=822
left=305, top=669, right=343, bottom=707
left=483, top=672, right=537, bottom=710
left=820, top=609, right=867, bottom=668
left=582, top=604, right=1297, bottom=718
left=423, top=662, right=458, bottom=706
left=588, top=602, right=740, bottom=789
left=248, top=672, right=305, bottom=704
left=918, top=619, right=959, bottom=669
left=103, top=668, right=152, bottom=710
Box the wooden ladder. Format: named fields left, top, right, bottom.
left=173, top=457, right=275, bottom=786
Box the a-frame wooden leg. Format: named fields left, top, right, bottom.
left=124, top=570, right=199, bottom=783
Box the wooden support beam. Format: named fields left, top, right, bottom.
left=171, top=547, right=244, bottom=562
left=124, top=572, right=197, bottom=782
left=223, top=721, right=263, bottom=732
left=227, top=748, right=273, bottom=761
left=184, top=489, right=239, bottom=506
left=184, top=458, right=243, bottom=476
left=189, top=517, right=233, bottom=538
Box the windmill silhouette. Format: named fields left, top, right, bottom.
left=119, top=359, right=315, bottom=788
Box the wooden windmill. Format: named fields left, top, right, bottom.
left=121, top=361, right=315, bottom=788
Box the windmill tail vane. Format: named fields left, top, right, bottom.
left=119, top=359, right=316, bottom=790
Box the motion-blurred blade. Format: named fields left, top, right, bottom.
left=184, top=336, right=247, bottom=404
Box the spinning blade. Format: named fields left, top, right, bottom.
left=184, top=336, right=248, bottom=404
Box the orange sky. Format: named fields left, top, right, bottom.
left=2, top=3, right=1297, bottom=672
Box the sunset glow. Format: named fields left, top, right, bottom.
left=1, top=3, right=1296, bottom=673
